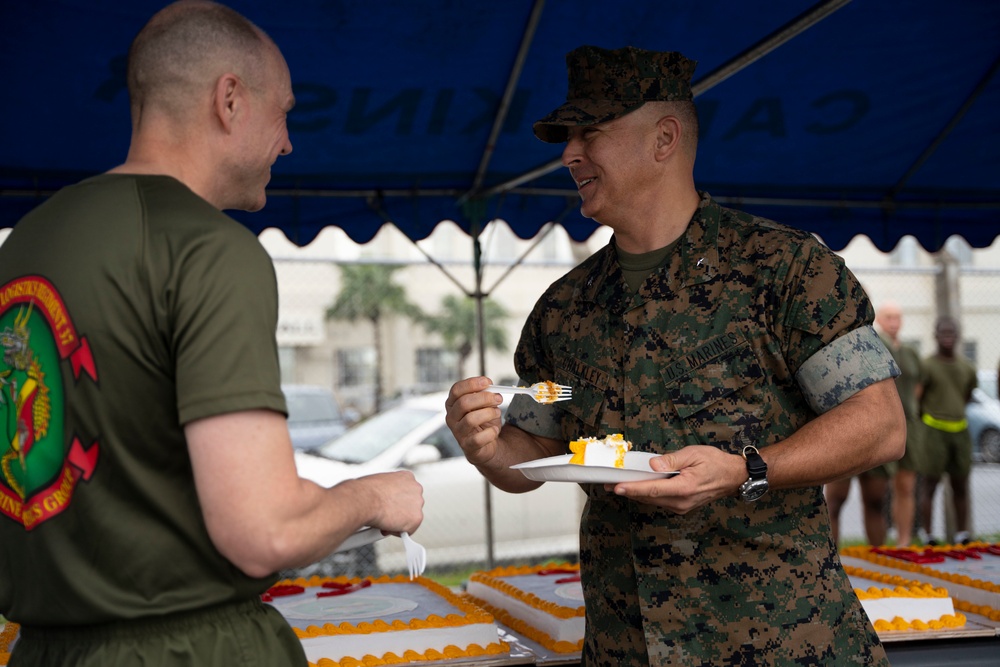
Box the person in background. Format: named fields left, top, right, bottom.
left=826, top=300, right=923, bottom=547
left=918, top=316, right=977, bottom=545
left=445, top=45, right=904, bottom=666
left=0, top=2, right=422, bottom=665
left=877, top=301, right=925, bottom=546
left=824, top=454, right=894, bottom=546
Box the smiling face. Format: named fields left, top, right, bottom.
left=227, top=42, right=295, bottom=212
left=560, top=110, right=661, bottom=228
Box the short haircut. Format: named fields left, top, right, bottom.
left=126, top=0, right=269, bottom=119
left=935, top=315, right=959, bottom=332
left=640, top=100, right=700, bottom=154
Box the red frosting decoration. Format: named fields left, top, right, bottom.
left=317, top=580, right=372, bottom=597
left=871, top=547, right=945, bottom=564
left=266, top=584, right=306, bottom=597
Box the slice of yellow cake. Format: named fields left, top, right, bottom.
left=568, top=434, right=631, bottom=468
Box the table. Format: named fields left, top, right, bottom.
left=494, top=613, right=1000, bottom=667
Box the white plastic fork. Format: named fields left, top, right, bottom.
left=400, top=532, right=426, bottom=580
left=486, top=381, right=572, bottom=404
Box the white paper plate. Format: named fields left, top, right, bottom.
left=335, top=527, right=386, bottom=552
left=511, top=451, right=679, bottom=483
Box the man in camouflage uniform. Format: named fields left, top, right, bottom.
left=445, top=46, right=905, bottom=666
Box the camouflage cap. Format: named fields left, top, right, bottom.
left=533, top=45, right=697, bottom=143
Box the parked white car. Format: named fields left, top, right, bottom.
left=968, top=371, right=1000, bottom=463
left=293, top=392, right=586, bottom=574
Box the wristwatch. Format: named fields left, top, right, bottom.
left=738, top=445, right=768, bottom=502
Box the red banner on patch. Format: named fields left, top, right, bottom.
left=0, top=440, right=100, bottom=530
left=0, top=275, right=98, bottom=381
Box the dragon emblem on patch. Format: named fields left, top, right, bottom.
left=0, top=276, right=99, bottom=530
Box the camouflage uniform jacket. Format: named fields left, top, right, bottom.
left=507, top=193, right=896, bottom=666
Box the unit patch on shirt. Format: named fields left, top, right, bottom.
left=0, top=275, right=99, bottom=530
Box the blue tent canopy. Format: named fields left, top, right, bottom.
left=2, top=0, right=998, bottom=251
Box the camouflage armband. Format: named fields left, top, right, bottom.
left=796, top=326, right=899, bottom=414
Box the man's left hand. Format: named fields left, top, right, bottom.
left=606, top=445, right=747, bottom=513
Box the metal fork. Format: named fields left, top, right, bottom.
left=400, top=532, right=426, bottom=580
left=486, top=381, right=573, bottom=404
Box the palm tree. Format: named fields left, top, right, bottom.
left=325, top=263, right=423, bottom=413
left=423, top=294, right=509, bottom=379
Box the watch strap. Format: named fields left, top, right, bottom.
left=742, top=445, right=767, bottom=478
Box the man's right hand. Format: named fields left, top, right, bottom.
left=445, top=376, right=566, bottom=493
left=445, top=376, right=505, bottom=472
left=187, top=409, right=426, bottom=577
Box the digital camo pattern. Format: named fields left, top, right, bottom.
left=534, top=46, right=697, bottom=143
left=507, top=193, right=895, bottom=666
left=797, top=326, right=899, bottom=414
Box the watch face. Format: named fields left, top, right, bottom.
left=740, top=479, right=768, bottom=502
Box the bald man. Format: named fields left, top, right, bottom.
left=824, top=301, right=922, bottom=546
left=877, top=301, right=924, bottom=545
left=0, top=3, right=422, bottom=665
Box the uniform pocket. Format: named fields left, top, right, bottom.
left=663, top=339, right=764, bottom=421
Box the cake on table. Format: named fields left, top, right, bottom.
left=841, top=543, right=1000, bottom=623
left=466, top=564, right=584, bottom=654
left=568, top=434, right=631, bottom=468
left=265, top=574, right=509, bottom=667
left=843, top=565, right=965, bottom=631
left=0, top=577, right=510, bottom=667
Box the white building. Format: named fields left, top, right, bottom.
left=258, top=221, right=1000, bottom=417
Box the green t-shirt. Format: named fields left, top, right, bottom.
left=615, top=237, right=680, bottom=292
left=0, top=175, right=286, bottom=625
left=880, top=334, right=922, bottom=420
left=921, top=353, right=977, bottom=422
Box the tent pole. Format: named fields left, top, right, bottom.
left=691, top=0, right=851, bottom=95
left=483, top=0, right=853, bottom=198
left=482, top=199, right=579, bottom=295
left=465, top=0, right=546, bottom=200
left=889, top=53, right=1000, bottom=198
left=470, top=215, right=497, bottom=570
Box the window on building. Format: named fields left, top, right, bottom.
left=416, top=348, right=458, bottom=387
left=337, top=347, right=376, bottom=387
left=278, top=347, right=297, bottom=384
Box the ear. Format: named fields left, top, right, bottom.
left=212, top=73, right=243, bottom=134
left=653, top=114, right=683, bottom=162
